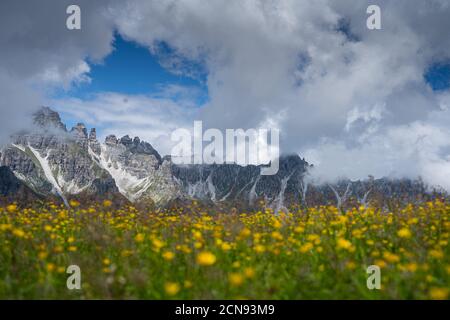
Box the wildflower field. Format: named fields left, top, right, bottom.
left=0, top=200, right=449, bottom=300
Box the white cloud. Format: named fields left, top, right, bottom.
left=109, top=0, right=450, bottom=186
left=35, top=61, right=92, bottom=88
left=303, top=110, right=450, bottom=190
left=0, top=0, right=119, bottom=143
left=52, top=90, right=198, bottom=156
left=3, top=0, right=450, bottom=190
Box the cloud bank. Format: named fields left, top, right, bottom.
left=2, top=0, right=450, bottom=189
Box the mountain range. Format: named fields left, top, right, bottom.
left=0, top=107, right=442, bottom=209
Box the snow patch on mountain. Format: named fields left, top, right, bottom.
left=27, top=144, right=68, bottom=206
left=89, top=144, right=145, bottom=202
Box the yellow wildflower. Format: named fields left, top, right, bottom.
left=38, top=251, right=48, bottom=260
left=6, top=204, right=17, bottom=213
left=69, top=200, right=80, bottom=208
left=253, top=244, right=266, bottom=253
left=162, top=251, right=175, bottom=261
left=345, top=261, right=357, bottom=270
left=135, top=233, right=145, bottom=243
left=336, top=238, right=353, bottom=251
left=221, top=242, right=232, bottom=251
left=152, top=238, right=165, bottom=249
left=429, top=287, right=449, bottom=300
left=228, top=273, right=244, bottom=287
left=383, top=252, right=400, bottom=263
left=374, top=259, right=387, bottom=269
left=239, top=227, right=251, bottom=238
left=46, top=263, right=56, bottom=272
left=244, top=267, right=255, bottom=278
left=299, top=242, right=313, bottom=253
left=103, top=200, right=113, bottom=207
left=164, top=282, right=180, bottom=296
left=397, top=227, right=412, bottom=239
left=294, top=226, right=305, bottom=233
left=429, top=249, right=444, bottom=259
left=196, top=251, right=216, bottom=266
left=12, top=228, right=25, bottom=238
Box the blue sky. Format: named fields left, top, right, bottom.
left=425, top=63, right=450, bottom=91
left=74, top=34, right=207, bottom=97
left=55, top=34, right=208, bottom=130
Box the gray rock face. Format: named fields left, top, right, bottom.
left=105, top=135, right=118, bottom=146
left=118, top=135, right=162, bottom=162
left=89, top=134, right=179, bottom=205
left=89, top=128, right=97, bottom=141
left=71, top=123, right=88, bottom=140
left=0, top=145, right=54, bottom=196
left=0, top=166, right=42, bottom=204
left=33, top=107, right=67, bottom=132
left=0, top=108, right=127, bottom=205
left=171, top=154, right=309, bottom=210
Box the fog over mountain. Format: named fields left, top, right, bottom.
left=0, top=108, right=443, bottom=210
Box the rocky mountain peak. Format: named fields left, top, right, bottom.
left=33, top=107, right=67, bottom=132
left=89, top=128, right=97, bottom=141
left=126, top=136, right=161, bottom=162
left=120, top=135, right=133, bottom=146
left=70, top=123, right=88, bottom=140
left=105, top=135, right=118, bottom=145
left=104, top=134, right=162, bottom=162
left=278, top=154, right=310, bottom=171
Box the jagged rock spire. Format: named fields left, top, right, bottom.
left=89, top=128, right=97, bottom=141
left=70, top=123, right=88, bottom=139
left=33, top=107, right=67, bottom=131
left=105, top=134, right=118, bottom=145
